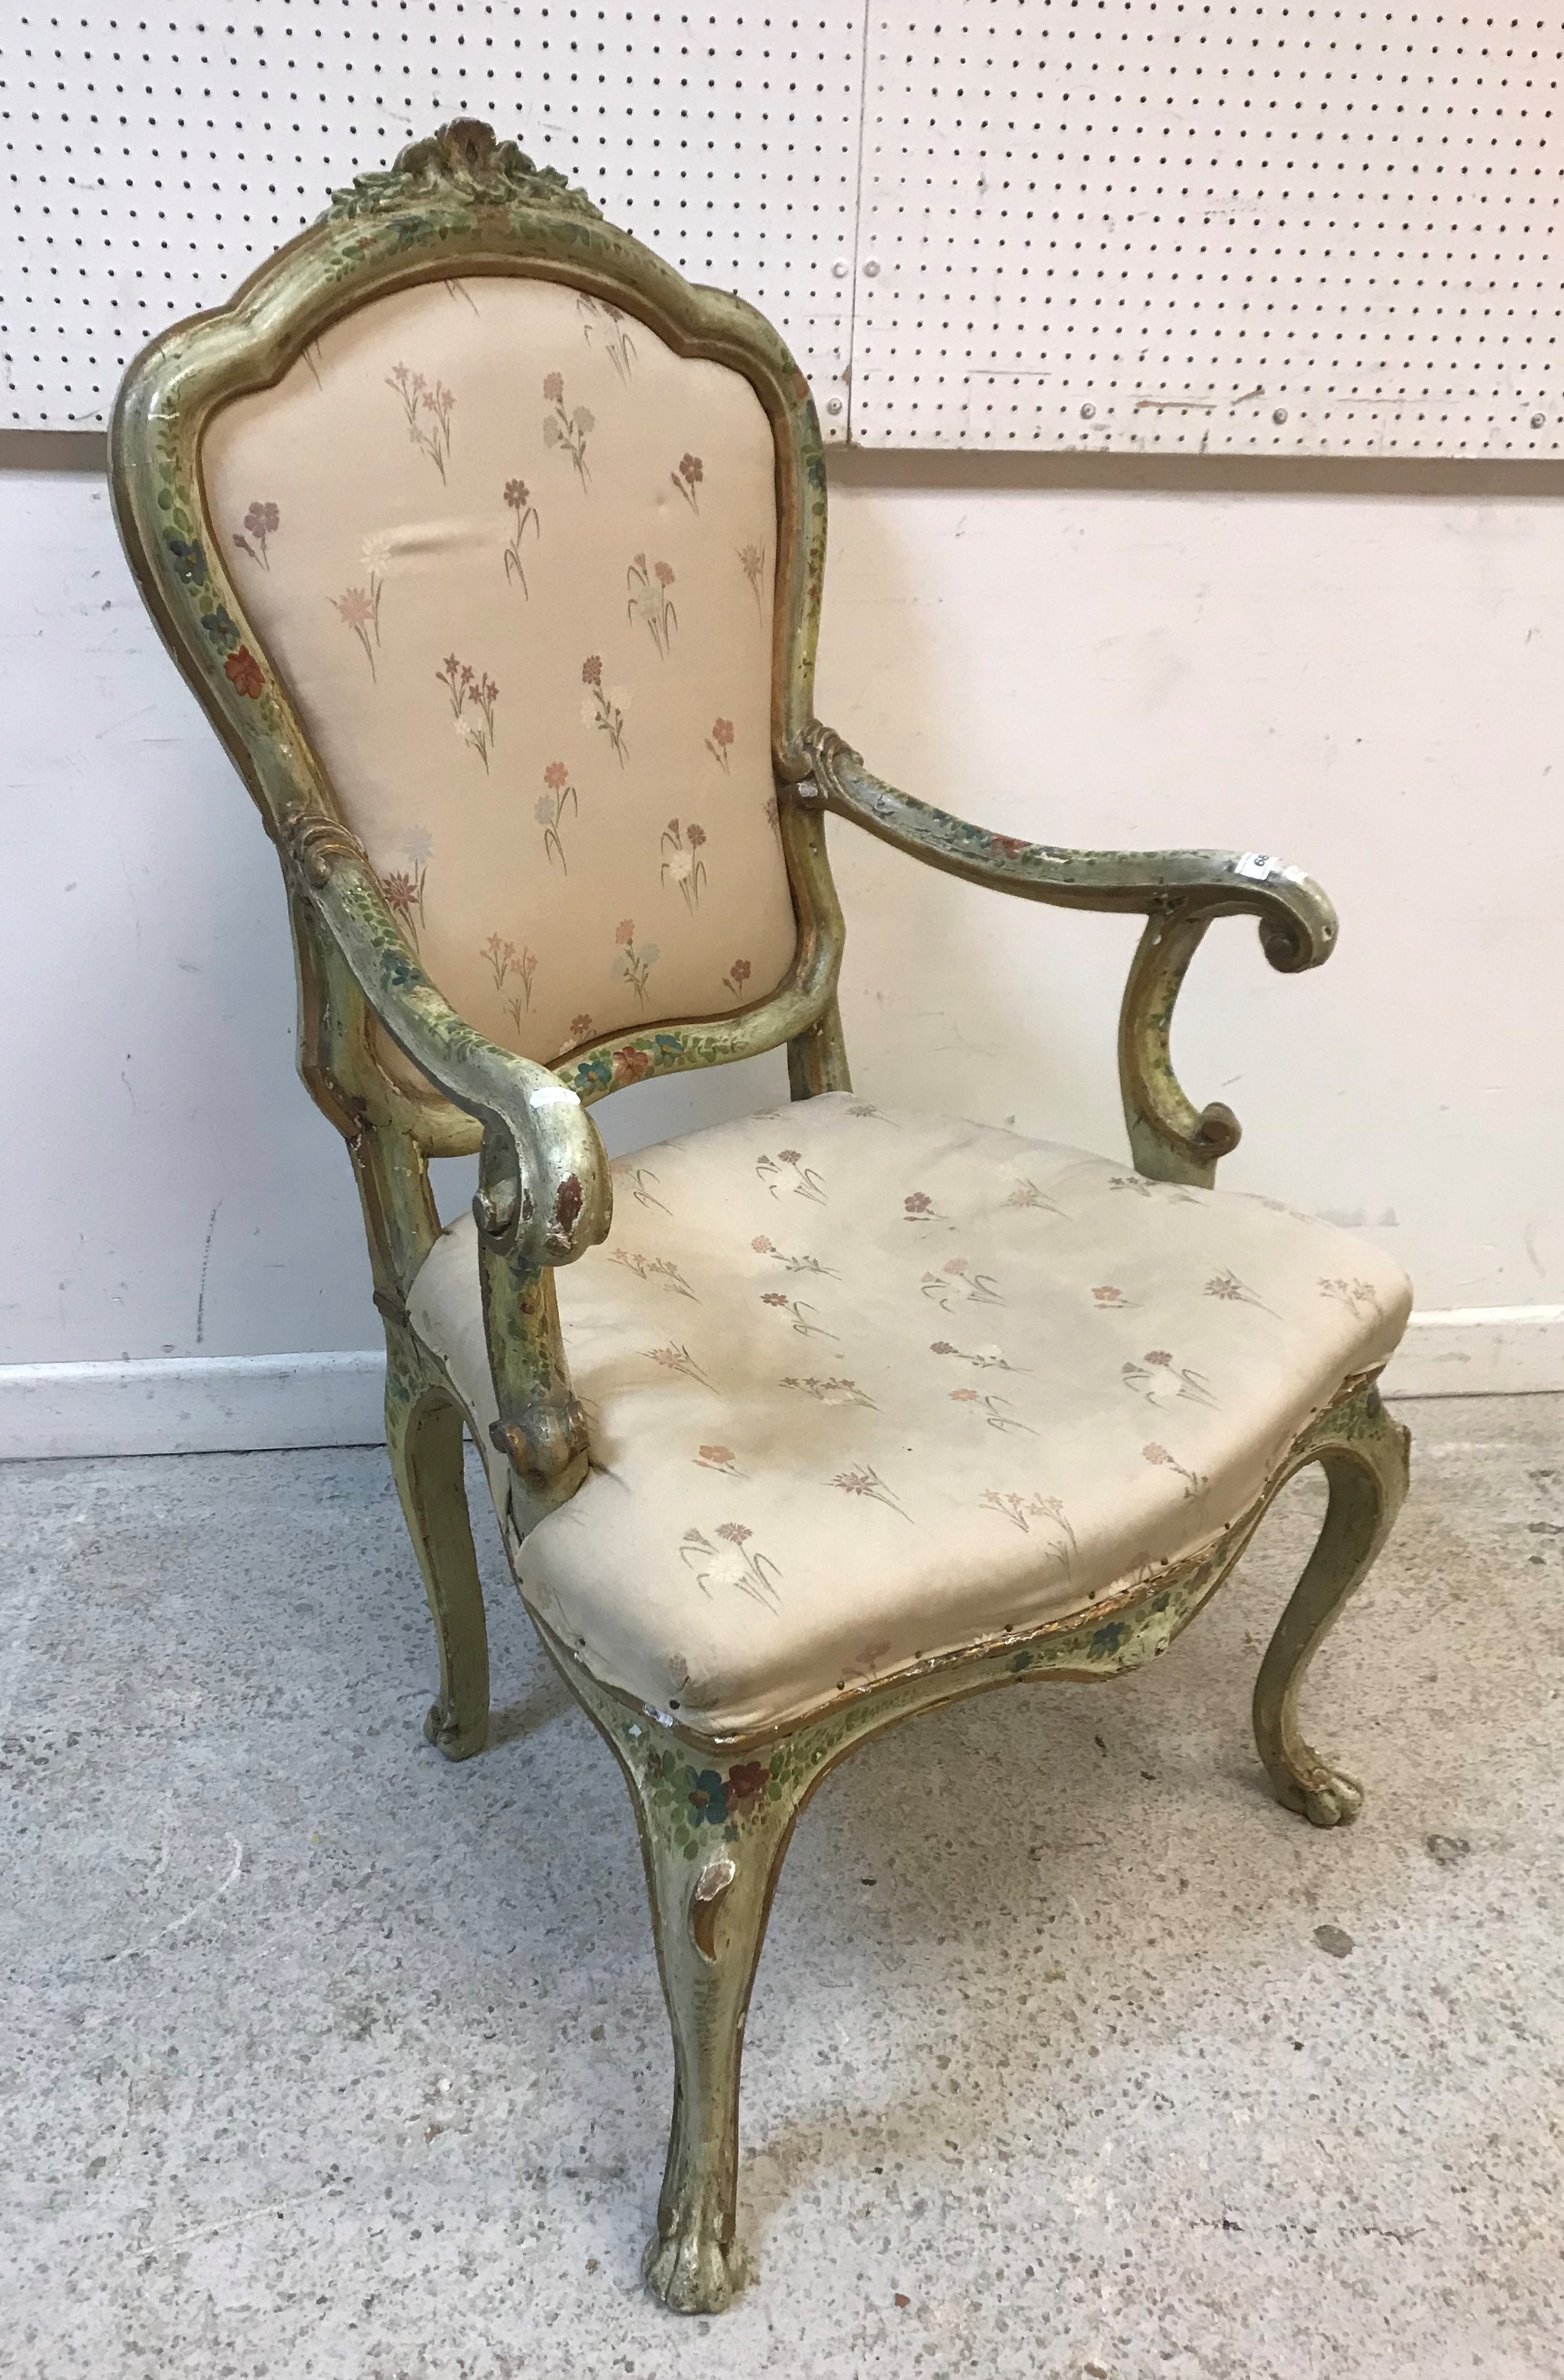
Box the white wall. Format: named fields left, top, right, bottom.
left=3, top=436, right=1562, bottom=1445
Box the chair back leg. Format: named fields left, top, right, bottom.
left=1253, top=1388, right=1411, bottom=1826
left=385, top=1334, right=491, bottom=1761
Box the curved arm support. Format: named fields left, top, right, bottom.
left=801, top=725, right=1339, bottom=1188
left=283, top=808, right=609, bottom=1517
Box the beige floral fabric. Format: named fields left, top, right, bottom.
left=407, top=1096, right=1412, bottom=1736
left=201, top=277, right=796, bottom=1062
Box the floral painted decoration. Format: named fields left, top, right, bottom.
left=705, top=717, right=735, bottom=773
left=722, top=957, right=752, bottom=1001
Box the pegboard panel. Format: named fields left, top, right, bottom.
left=2, top=2, right=865, bottom=432
left=852, top=2, right=1564, bottom=455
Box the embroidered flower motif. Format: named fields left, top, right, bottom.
left=1091, top=1284, right=1130, bottom=1309
left=332, top=583, right=382, bottom=679
left=625, top=1165, right=670, bottom=1213
left=755, top=1150, right=826, bottom=1204
left=781, top=1375, right=875, bottom=1407
left=921, top=1262, right=1003, bottom=1312
left=610, top=1249, right=697, bottom=1299
left=1318, top=1276, right=1383, bottom=1320
left=1007, top=1178, right=1064, bottom=1213
left=502, top=477, right=540, bottom=594
left=542, top=375, right=594, bottom=486
left=660, top=819, right=709, bottom=911
left=670, top=452, right=705, bottom=513
left=380, top=871, right=421, bottom=947
left=580, top=655, right=630, bottom=764
left=738, top=540, right=767, bottom=615
left=759, top=1294, right=841, bottom=1341
left=980, top=1490, right=1075, bottom=1555
left=386, top=363, right=454, bottom=480
left=829, top=1465, right=912, bottom=1521
left=722, top=956, right=752, bottom=1001
left=436, top=655, right=498, bottom=770
left=535, top=760, right=578, bottom=871
left=752, top=1235, right=836, bottom=1278
left=903, top=1191, right=939, bottom=1220
left=1142, top=1441, right=1207, bottom=1498
left=612, top=920, right=660, bottom=1007
left=705, top=717, right=735, bottom=774
left=501, top=948, right=539, bottom=1031
left=930, top=1339, right=1025, bottom=1373
left=680, top=1525, right=781, bottom=1610
left=480, top=932, right=518, bottom=990
left=645, top=1342, right=712, bottom=1388
left=627, top=553, right=678, bottom=657
left=232, top=499, right=279, bottom=568
left=1121, top=1350, right=1219, bottom=1410
left=576, top=293, right=637, bottom=381
left=949, top=1389, right=1037, bottom=1434
left=1205, top=1269, right=1279, bottom=1317
left=695, top=1444, right=739, bottom=1473
left=223, top=646, right=264, bottom=699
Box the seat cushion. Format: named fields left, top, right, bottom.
left=408, top=1094, right=1411, bottom=1736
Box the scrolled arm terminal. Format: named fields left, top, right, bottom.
left=801, top=725, right=1339, bottom=1189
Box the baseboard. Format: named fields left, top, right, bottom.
left=1379, top=1304, right=1564, bottom=1399
left=0, top=1351, right=386, bottom=1460
left=1, top=1305, right=1560, bottom=1460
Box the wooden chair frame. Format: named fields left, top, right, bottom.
left=110, top=120, right=1410, bottom=2314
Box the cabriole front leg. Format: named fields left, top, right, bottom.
left=1254, top=1388, right=1410, bottom=1826
left=552, top=1666, right=813, bottom=2314
left=384, top=1334, right=490, bottom=1761
left=638, top=1775, right=800, bottom=2312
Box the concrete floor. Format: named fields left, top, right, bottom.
left=3, top=1394, right=1562, bottom=2380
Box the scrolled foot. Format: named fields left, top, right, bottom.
left=643, top=2216, right=736, bottom=2315
left=423, top=1697, right=487, bottom=1762
left=1272, top=1756, right=1364, bottom=1829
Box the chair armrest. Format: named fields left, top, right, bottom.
left=801, top=726, right=1339, bottom=1188
left=284, top=809, right=610, bottom=1519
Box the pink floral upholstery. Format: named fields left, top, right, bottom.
left=406, top=1095, right=1412, bottom=1736
left=201, top=275, right=796, bottom=1063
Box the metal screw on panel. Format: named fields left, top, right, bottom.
left=1531, top=413, right=1547, bottom=430
left=825, top=397, right=844, bottom=416
left=1080, top=402, right=1096, bottom=420
left=1272, top=407, right=1289, bottom=425
left=831, top=259, right=849, bottom=279
left=862, top=259, right=881, bottom=278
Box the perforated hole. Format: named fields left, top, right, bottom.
left=1, top=3, right=863, bottom=433
left=853, top=1, right=1564, bottom=455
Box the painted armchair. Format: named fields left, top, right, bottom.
left=111, top=121, right=1412, bottom=2316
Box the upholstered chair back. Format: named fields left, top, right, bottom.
left=202, top=275, right=797, bottom=1065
